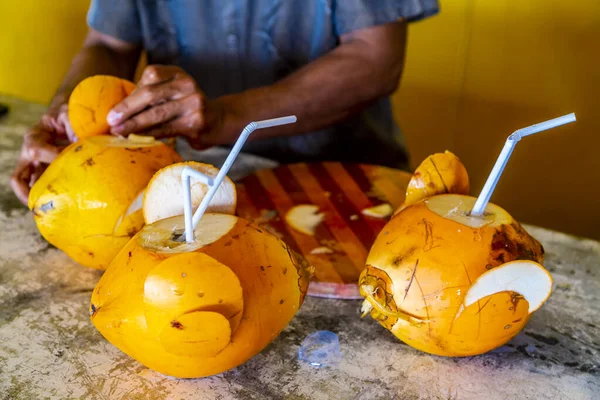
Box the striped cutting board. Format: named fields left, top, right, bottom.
left=236, top=162, right=411, bottom=299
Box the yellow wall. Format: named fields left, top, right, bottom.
left=0, top=0, right=90, bottom=104
left=393, top=0, right=600, bottom=240
left=1, top=0, right=599, bottom=239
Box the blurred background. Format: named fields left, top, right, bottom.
left=0, top=0, right=598, bottom=240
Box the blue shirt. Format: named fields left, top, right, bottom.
left=88, top=0, right=439, bottom=170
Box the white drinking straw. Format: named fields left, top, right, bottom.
left=181, top=115, right=297, bottom=242
left=181, top=167, right=215, bottom=243
left=471, top=113, right=576, bottom=216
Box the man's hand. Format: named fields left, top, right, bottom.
left=10, top=106, right=74, bottom=206
left=107, top=22, right=407, bottom=150
left=10, top=25, right=142, bottom=206
left=107, top=65, right=222, bottom=148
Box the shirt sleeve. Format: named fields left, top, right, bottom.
left=86, top=0, right=142, bottom=44
left=333, top=0, right=440, bottom=36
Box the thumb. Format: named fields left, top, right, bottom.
left=56, top=107, right=78, bottom=143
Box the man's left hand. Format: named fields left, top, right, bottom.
left=107, top=65, right=222, bottom=147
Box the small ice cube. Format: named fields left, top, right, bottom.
left=298, top=330, right=341, bottom=368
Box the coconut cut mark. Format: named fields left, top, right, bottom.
left=159, top=311, right=232, bottom=357
left=144, top=251, right=244, bottom=338
left=284, top=205, right=325, bottom=236
left=125, top=190, right=144, bottom=217
left=361, top=203, right=393, bottom=219
left=113, top=190, right=145, bottom=235
left=462, top=260, right=553, bottom=315
left=143, top=162, right=237, bottom=225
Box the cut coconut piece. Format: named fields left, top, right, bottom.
left=159, top=311, right=232, bottom=357
left=95, top=135, right=163, bottom=148
left=393, top=151, right=470, bottom=217
left=285, top=205, right=325, bottom=236
left=310, top=246, right=334, bottom=255
left=405, top=150, right=470, bottom=206
left=463, top=260, right=553, bottom=314
left=127, top=133, right=156, bottom=144
left=143, top=162, right=237, bottom=224
left=361, top=203, right=393, bottom=219
left=144, top=252, right=244, bottom=335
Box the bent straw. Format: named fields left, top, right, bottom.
left=181, top=115, right=297, bottom=242
left=182, top=167, right=214, bottom=243
left=471, top=113, right=576, bottom=216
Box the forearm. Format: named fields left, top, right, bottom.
left=210, top=22, right=406, bottom=145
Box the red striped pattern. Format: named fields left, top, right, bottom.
left=236, top=162, right=411, bottom=299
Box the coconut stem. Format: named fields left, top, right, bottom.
left=361, top=285, right=429, bottom=325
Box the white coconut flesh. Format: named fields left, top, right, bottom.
left=463, top=260, right=553, bottom=314
left=95, top=134, right=163, bottom=148
left=425, top=194, right=512, bottom=229
left=138, top=213, right=238, bottom=254
left=143, top=162, right=237, bottom=225
left=361, top=203, right=393, bottom=218
left=284, top=205, right=325, bottom=236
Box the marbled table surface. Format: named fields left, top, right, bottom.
left=0, top=94, right=598, bottom=400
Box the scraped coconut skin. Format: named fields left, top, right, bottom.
left=28, top=135, right=181, bottom=269
left=359, top=194, right=549, bottom=357
left=142, top=162, right=237, bottom=224
left=90, top=213, right=313, bottom=378
left=393, top=151, right=470, bottom=216
left=68, top=75, right=137, bottom=139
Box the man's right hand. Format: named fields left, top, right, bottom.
left=10, top=105, right=75, bottom=206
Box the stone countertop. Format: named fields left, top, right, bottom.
left=0, top=94, right=598, bottom=400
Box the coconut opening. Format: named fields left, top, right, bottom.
left=138, top=213, right=237, bottom=254
left=425, top=194, right=510, bottom=229
left=143, top=162, right=237, bottom=225
left=463, top=260, right=553, bottom=314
